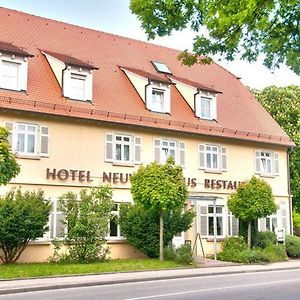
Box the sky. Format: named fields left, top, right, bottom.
left=0, top=0, right=299, bottom=89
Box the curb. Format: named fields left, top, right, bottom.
left=1, top=265, right=300, bottom=295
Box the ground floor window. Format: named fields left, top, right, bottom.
left=108, top=203, right=125, bottom=239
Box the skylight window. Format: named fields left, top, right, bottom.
left=152, top=61, right=172, bottom=74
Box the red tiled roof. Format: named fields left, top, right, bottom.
left=0, top=40, right=33, bottom=57
left=43, top=50, right=98, bottom=69
left=0, top=7, right=294, bottom=147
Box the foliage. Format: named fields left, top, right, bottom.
left=0, top=127, right=20, bottom=185
left=58, top=185, right=114, bottom=263
left=164, top=244, right=193, bottom=265
left=253, top=231, right=277, bottom=249
left=239, top=219, right=258, bottom=246
left=293, top=212, right=300, bottom=228
left=228, top=176, right=277, bottom=247
left=0, top=259, right=190, bottom=279
left=254, top=86, right=300, bottom=212
left=218, top=237, right=286, bottom=263
left=119, top=203, right=195, bottom=258
left=130, top=157, right=188, bottom=260
left=285, top=235, right=300, bottom=258
left=0, top=189, right=51, bottom=264
left=130, top=0, right=300, bottom=74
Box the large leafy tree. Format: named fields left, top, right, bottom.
left=254, top=85, right=300, bottom=212
left=130, top=157, right=188, bottom=261
left=228, top=176, right=277, bottom=248
left=130, top=0, right=300, bottom=74
left=0, top=127, right=20, bottom=185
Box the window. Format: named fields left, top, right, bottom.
left=266, top=214, right=278, bottom=232
left=105, top=133, right=141, bottom=164
left=2, top=60, right=19, bottom=90
left=4, top=121, right=49, bottom=157
left=151, top=61, right=172, bottom=74
left=154, top=138, right=185, bottom=166
left=198, top=144, right=227, bottom=172
left=208, top=205, right=224, bottom=236
left=146, top=83, right=170, bottom=114
left=228, top=213, right=239, bottom=236
left=195, top=94, right=217, bottom=120
left=69, top=73, right=86, bottom=100
left=255, top=151, right=279, bottom=176
left=152, top=89, right=164, bottom=112
left=108, top=203, right=123, bottom=239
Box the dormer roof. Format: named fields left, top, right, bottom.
left=0, top=41, right=33, bottom=57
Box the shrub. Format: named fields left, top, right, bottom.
left=237, top=249, right=270, bottom=264
left=0, top=189, right=51, bottom=264
left=164, top=244, right=193, bottom=265
left=260, top=244, right=287, bottom=262
left=58, top=185, right=114, bottom=263
left=119, top=204, right=195, bottom=258
left=286, top=235, right=300, bottom=257
left=253, top=231, right=277, bottom=249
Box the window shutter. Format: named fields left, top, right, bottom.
left=40, top=126, right=49, bottom=156
left=164, top=86, right=171, bottom=114
left=280, top=201, right=288, bottom=234
left=134, top=137, right=142, bottom=164
left=200, top=206, right=208, bottom=236
left=62, top=68, right=72, bottom=98
left=274, top=153, right=279, bottom=176
left=4, top=122, right=14, bottom=150
left=56, top=213, right=66, bottom=238
left=221, top=147, right=227, bottom=171
left=85, top=72, right=93, bottom=101
left=232, top=216, right=239, bottom=236
left=105, top=134, right=114, bottom=162
left=179, top=142, right=185, bottom=167
left=145, top=85, right=153, bottom=110
left=259, top=218, right=266, bottom=231
left=255, top=151, right=261, bottom=174
left=19, top=59, right=28, bottom=91
left=154, top=139, right=161, bottom=162
left=211, top=97, right=217, bottom=120
left=198, top=144, right=205, bottom=169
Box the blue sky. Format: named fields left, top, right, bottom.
left=0, top=0, right=299, bottom=89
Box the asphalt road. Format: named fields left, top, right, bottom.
left=1, top=269, right=300, bottom=300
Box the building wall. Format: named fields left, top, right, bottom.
left=0, top=111, right=291, bottom=261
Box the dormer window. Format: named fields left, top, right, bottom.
left=195, top=93, right=217, bottom=120
left=146, top=82, right=171, bottom=114
left=152, top=61, right=172, bottom=74
left=42, top=51, right=98, bottom=102
left=0, top=41, right=33, bottom=92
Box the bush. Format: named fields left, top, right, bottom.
left=260, top=244, right=287, bottom=262
left=286, top=235, right=300, bottom=257
left=58, top=185, right=114, bottom=263
left=253, top=231, right=277, bottom=249
left=119, top=204, right=195, bottom=258
left=218, top=237, right=248, bottom=262
left=164, top=244, right=193, bottom=265
left=0, top=189, right=51, bottom=264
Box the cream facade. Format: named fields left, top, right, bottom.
left=0, top=110, right=292, bottom=261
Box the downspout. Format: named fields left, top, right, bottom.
left=287, top=148, right=293, bottom=235
left=145, top=79, right=151, bottom=110
left=61, top=63, right=68, bottom=97
left=194, top=89, right=200, bottom=116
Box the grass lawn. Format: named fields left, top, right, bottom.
left=0, top=259, right=193, bottom=279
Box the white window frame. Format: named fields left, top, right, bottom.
left=195, top=92, right=217, bottom=120
left=255, top=150, right=279, bottom=176
left=4, top=121, right=49, bottom=157
left=107, top=203, right=124, bottom=240
left=151, top=88, right=165, bottom=112
left=1, top=60, right=20, bottom=90
left=114, top=134, right=132, bottom=163
left=198, top=144, right=227, bottom=172
left=207, top=205, right=225, bottom=237
left=0, top=53, right=28, bottom=91
left=69, top=73, right=86, bottom=100
left=146, top=82, right=171, bottom=114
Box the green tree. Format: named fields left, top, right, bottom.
left=59, top=185, right=114, bottom=263
left=130, top=157, right=188, bottom=261
left=0, top=189, right=51, bottom=264
left=0, top=127, right=20, bottom=185
left=130, top=0, right=300, bottom=74
left=228, top=176, right=277, bottom=248
left=119, top=203, right=194, bottom=257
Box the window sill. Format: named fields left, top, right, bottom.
left=203, top=169, right=223, bottom=174
left=29, top=240, right=52, bottom=245
left=258, top=174, right=276, bottom=178
left=106, top=238, right=127, bottom=244
left=206, top=237, right=226, bottom=242
left=16, top=154, right=41, bottom=160
left=112, top=162, right=135, bottom=167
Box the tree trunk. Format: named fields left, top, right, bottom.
left=159, top=210, right=164, bottom=261
left=247, top=220, right=252, bottom=249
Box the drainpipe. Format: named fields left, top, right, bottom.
left=61, top=63, right=68, bottom=97
left=287, top=149, right=293, bottom=235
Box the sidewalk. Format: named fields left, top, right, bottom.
left=1, top=259, right=300, bottom=295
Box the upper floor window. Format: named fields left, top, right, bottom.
left=4, top=121, right=49, bottom=157
left=255, top=150, right=279, bottom=176
left=105, top=133, right=141, bottom=165
left=146, top=83, right=171, bottom=114
left=198, top=144, right=227, bottom=172
left=154, top=138, right=185, bottom=166
left=195, top=93, right=217, bottom=120
left=69, top=73, right=86, bottom=100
